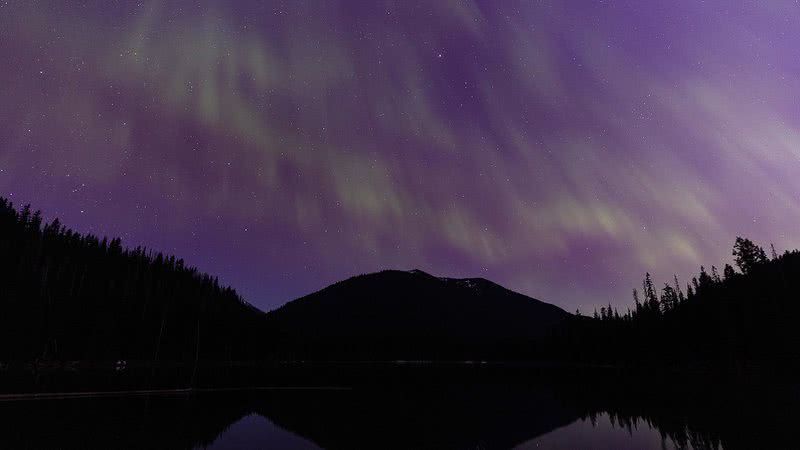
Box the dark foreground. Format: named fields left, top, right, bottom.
left=0, top=365, right=797, bottom=449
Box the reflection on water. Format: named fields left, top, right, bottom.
left=204, top=414, right=320, bottom=450
left=202, top=411, right=703, bottom=450
left=518, top=413, right=702, bottom=450
left=0, top=381, right=795, bottom=450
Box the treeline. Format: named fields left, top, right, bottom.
left=0, top=198, right=267, bottom=362
left=4, top=193, right=800, bottom=373
left=580, top=237, right=800, bottom=371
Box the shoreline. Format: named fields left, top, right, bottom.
left=0, top=385, right=352, bottom=402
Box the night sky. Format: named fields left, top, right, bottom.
left=2, top=1, right=799, bottom=313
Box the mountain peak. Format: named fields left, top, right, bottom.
left=266, top=269, right=569, bottom=360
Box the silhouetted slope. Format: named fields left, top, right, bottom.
left=265, top=269, right=569, bottom=360
left=578, top=238, right=800, bottom=372
left=7, top=195, right=800, bottom=374
left=0, top=198, right=266, bottom=362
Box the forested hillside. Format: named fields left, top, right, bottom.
left=0, top=198, right=267, bottom=362
left=579, top=237, right=800, bottom=372
left=3, top=195, right=799, bottom=374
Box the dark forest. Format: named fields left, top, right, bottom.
left=2, top=197, right=799, bottom=379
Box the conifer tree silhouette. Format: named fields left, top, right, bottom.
left=0, top=198, right=267, bottom=362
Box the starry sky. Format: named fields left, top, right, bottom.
left=2, top=0, right=800, bottom=313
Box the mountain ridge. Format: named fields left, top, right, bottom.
left=265, top=268, right=570, bottom=360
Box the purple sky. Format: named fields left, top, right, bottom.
left=2, top=1, right=800, bottom=313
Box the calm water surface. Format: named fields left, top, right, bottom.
left=203, top=412, right=697, bottom=450
left=0, top=382, right=794, bottom=449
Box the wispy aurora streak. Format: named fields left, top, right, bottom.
left=2, top=0, right=800, bottom=311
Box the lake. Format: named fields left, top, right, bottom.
left=206, top=410, right=702, bottom=450
left=0, top=378, right=795, bottom=449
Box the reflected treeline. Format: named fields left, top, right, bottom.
left=0, top=393, right=251, bottom=450
left=592, top=412, right=723, bottom=450
left=0, top=378, right=796, bottom=449
left=0, top=198, right=267, bottom=362
left=567, top=378, right=798, bottom=450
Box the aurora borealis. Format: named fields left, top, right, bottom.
left=2, top=1, right=800, bottom=312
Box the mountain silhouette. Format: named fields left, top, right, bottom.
left=5, top=196, right=800, bottom=379
left=265, top=269, right=570, bottom=360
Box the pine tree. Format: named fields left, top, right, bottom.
left=723, top=264, right=736, bottom=281
left=660, top=284, right=677, bottom=312
left=711, top=266, right=721, bottom=284
left=642, top=273, right=659, bottom=315
left=733, top=237, right=767, bottom=274
left=673, top=275, right=685, bottom=305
